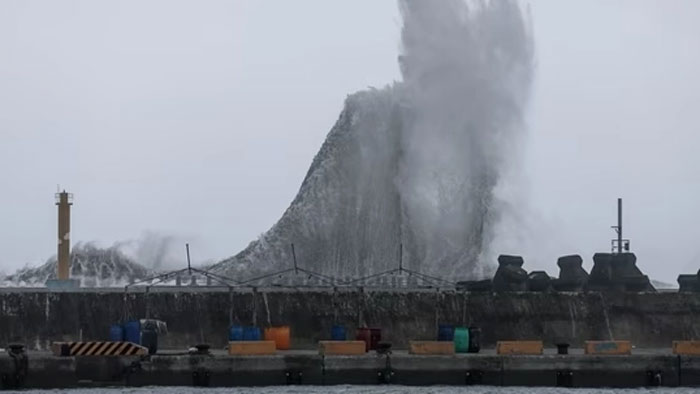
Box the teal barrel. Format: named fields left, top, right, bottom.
left=454, top=327, right=470, bottom=353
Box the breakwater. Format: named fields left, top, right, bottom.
left=4, top=350, right=700, bottom=388
left=1, top=288, right=700, bottom=350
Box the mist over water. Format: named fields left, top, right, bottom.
left=2, top=242, right=150, bottom=287
left=115, top=232, right=192, bottom=272
left=212, top=0, right=534, bottom=281
left=1, top=233, right=187, bottom=287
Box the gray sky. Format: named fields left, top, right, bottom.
left=1, top=1, right=699, bottom=283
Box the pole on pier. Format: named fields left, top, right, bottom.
left=186, top=243, right=192, bottom=274
left=617, top=198, right=623, bottom=254
left=291, top=243, right=298, bottom=274
left=611, top=198, right=629, bottom=253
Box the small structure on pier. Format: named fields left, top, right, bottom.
left=586, top=198, right=654, bottom=292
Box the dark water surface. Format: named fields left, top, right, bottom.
left=4, top=387, right=698, bottom=394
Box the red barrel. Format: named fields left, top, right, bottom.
left=370, top=328, right=382, bottom=350
left=356, top=327, right=371, bottom=351
left=356, top=327, right=382, bottom=351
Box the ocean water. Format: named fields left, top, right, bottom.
left=4, top=387, right=698, bottom=394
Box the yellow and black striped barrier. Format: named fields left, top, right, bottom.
left=51, top=341, right=148, bottom=357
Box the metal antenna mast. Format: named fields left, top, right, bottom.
left=617, top=198, right=623, bottom=254
left=611, top=198, right=629, bottom=253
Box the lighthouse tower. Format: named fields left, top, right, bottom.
left=46, top=190, right=80, bottom=290
left=56, top=191, right=72, bottom=279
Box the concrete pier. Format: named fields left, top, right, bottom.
left=2, top=349, right=700, bottom=388
left=2, top=288, right=700, bottom=388
left=3, top=288, right=700, bottom=351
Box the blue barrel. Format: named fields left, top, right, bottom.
left=109, top=324, right=124, bottom=342
left=243, top=326, right=261, bottom=341
left=331, top=325, right=346, bottom=341
left=124, top=320, right=141, bottom=345
left=437, top=324, right=454, bottom=341
left=229, top=325, right=244, bottom=341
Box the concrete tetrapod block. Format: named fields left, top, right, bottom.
left=319, top=341, right=366, bottom=355
left=498, top=255, right=525, bottom=267
left=228, top=341, right=276, bottom=355
left=493, top=255, right=528, bottom=292
left=584, top=340, right=632, bottom=355
left=554, top=254, right=589, bottom=291
left=587, top=253, right=654, bottom=292
left=527, top=271, right=552, bottom=292
left=678, top=275, right=700, bottom=292
left=409, top=341, right=456, bottom=355
left=673, top=341, right=700, bottom=355
left=496, top=341, right=543, bottom=355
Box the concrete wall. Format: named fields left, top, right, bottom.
left=1, top=289, right=699, bottom=350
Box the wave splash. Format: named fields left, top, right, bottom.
left=212, top=0, right=534, bottom=280
left=3, top=243, right=151, bottom=287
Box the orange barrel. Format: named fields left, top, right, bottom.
left=275, top=326, right=290, bottom=350
left=264, top=326, right=291, bottom=350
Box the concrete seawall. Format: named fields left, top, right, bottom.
left=1, top=288, right=699, bottom=350
left=4, top=350, right=700, bottom=388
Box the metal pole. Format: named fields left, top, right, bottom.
left=617, top=198, right=623, bottom=254
left=252, top=287, right=258, bottom=326
left=228, top=287, right=234, bottom=327
left=145, top=286, right=150, bottom=318
left=186, top=243, right=192, bottom=274
left=291, top=243, right=298, bottom=274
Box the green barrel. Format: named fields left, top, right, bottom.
left=454, top=327, right=470, bottom=353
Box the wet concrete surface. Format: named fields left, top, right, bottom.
left=1, top=289, right=700, bottom=351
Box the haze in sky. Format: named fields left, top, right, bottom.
left=1, top=0, right=699, bottom=283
